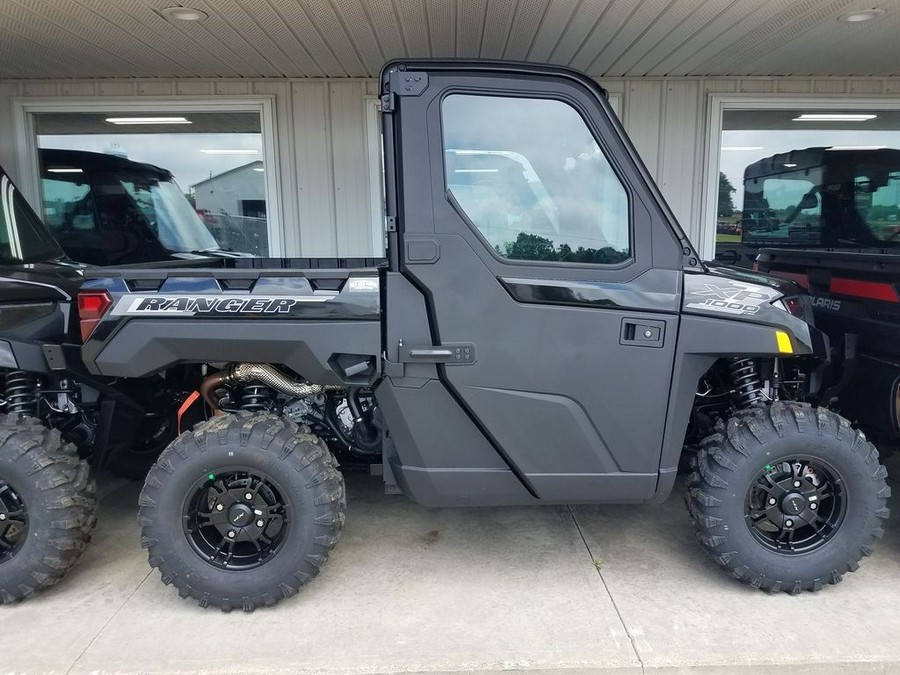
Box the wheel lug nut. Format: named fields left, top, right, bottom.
left=227, top=530, right=235, bottom=538
left=793, top=481, right=801, bottom=488
left=215, top=504, right=224, bottom=511
left=785, top=519, right=793, bottom=528
left=256, top=520, right=265, bottom=527
left=768, top=497, right=777, bottom=505
left=0, top=513, right=6, bottom=521
left=810, top=503, right=817, bottom=510
left=245, top=493, right=253, bottom=500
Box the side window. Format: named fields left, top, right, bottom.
left=0, top=175, right=64, bottom=263
left=42, top=174, right=96, bottom=233
left=441, top=94, right=630, bottom=265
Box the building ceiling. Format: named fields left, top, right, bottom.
left=0, top=0, right=898, bottom=80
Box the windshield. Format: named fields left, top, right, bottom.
left=116, top=172, right=220, bottom=252
left=854, top=166, right=900, bottom=243
left=0, top=174, right=65, bottom=264
left=740, top=152, right=900, bottom=250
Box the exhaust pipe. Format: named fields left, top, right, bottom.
left=200, top=363, right=343, bottom=409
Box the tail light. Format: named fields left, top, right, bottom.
left=77, top=290, right=112, bottom=342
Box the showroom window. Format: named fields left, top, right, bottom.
left=711, top=105, right=900, bottom=267
left=442, top=94, right=630, bottom=265
left=31, top=108, right=272, bottom=258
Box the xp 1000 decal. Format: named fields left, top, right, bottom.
left=684, top=279, right=780, bottom=316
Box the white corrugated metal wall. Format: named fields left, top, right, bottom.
left=2, top=75, right=899, bottom=257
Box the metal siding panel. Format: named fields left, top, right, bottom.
left=658, top=80, right=702, bottom=246
left=59, top=82, right=97, bottom=97
left=137, top=81, right=175, bottom=96
left=175, top=81, right=213, bottom=96
left=847, top=80, right=886, bottom=95
left=215, top=81, right=253, bottom=95
left=293, top=82, right=337, bottom=256
left=775, top=80, right=812, bottom=94
left=96, top=81, right=136, bottom=96
left=0, top=83, right=21, bottom=180
left=330, top=83, right=373, bottom=256
left=623, top=80, right=663, bottom=179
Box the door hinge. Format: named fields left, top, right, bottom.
left=385, top=216, right=397, bottom=232
left=382, top=71, right=428, bottom=112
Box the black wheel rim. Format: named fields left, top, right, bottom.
left=745, top=457, right=846, bottom=554
left=0, top=476, right=27, bottom=564
left=183, top=468, right=291, bottom=571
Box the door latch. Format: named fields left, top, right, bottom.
left=399, top=342, right=476, bottom=365
left=619, top=318, right=665, bottom=348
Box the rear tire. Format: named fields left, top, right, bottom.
left=138, top=412, right=345, bottom=611
left=0, top=414, right=97, bottom=604
left=687, top=401, right=890, bottom=593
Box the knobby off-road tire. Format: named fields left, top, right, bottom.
left=687, top=401, right=890, bottom=594
left=138, top=412, right=345, bottom=612
left=0, top=414, right=97, bottom=604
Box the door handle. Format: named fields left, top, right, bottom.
left=399, top=342, right=477, bottom=365
left=619, top=318, right=665, bottom=348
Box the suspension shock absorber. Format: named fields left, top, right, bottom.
left=240, top=383, right=274, bottom=412
left=729, top=358, right=764, bottom=409
left=5, top=370, right=38, bottom=416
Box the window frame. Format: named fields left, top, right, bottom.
left=703, top=94, right=900, bottom=261
left=12, top=95, right=282, bottom=255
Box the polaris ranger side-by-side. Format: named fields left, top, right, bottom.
left=0, top=164, right=218, bottom=602
left=730, top=147, right=900, bottom=452
left=4, top=61, right=891, bottom=610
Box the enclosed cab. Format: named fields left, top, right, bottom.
left=39, top=149, right=246, bottom=266
left=717, top=147, right=900, bottom=266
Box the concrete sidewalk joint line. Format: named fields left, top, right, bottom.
left=64, top=567, right=154, bottom=675
left=567, top=505, right=646, bottom=675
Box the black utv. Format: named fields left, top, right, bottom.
left=38, top=148, right=251, bottom=266
left=0, top=164, right=207, bottom=603
left=65, top=60, right=890, bottom=612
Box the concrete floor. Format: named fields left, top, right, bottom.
left=2, top=458, right=900, bottom=675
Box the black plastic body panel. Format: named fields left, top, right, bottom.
left=82, top=266, right=382, bottom=381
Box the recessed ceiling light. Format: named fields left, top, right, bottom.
left=159, top=6, right=209, bottom=22
left=106, top=116, right=192, bottom=125
left=721, top=146, right=765, bottom=151
left=47, top=168, right=83, bottom=173
left=783, top=163, right=798, bottom=168
left=838, top=8, right=886, bottom=23
left=200, top=149, right=259, bottom=155
left=253, top=167, right=265, bottom=172
left=793, top=113, right=877, bottom=121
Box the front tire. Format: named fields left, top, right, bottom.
left=0, top=414, right=97, bottom=604
left=687, top=401, right=890, bottom=593
left=138, top=412, right=345, bottom=611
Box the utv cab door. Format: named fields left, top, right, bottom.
left=382, top=63, right=687, bottom=505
